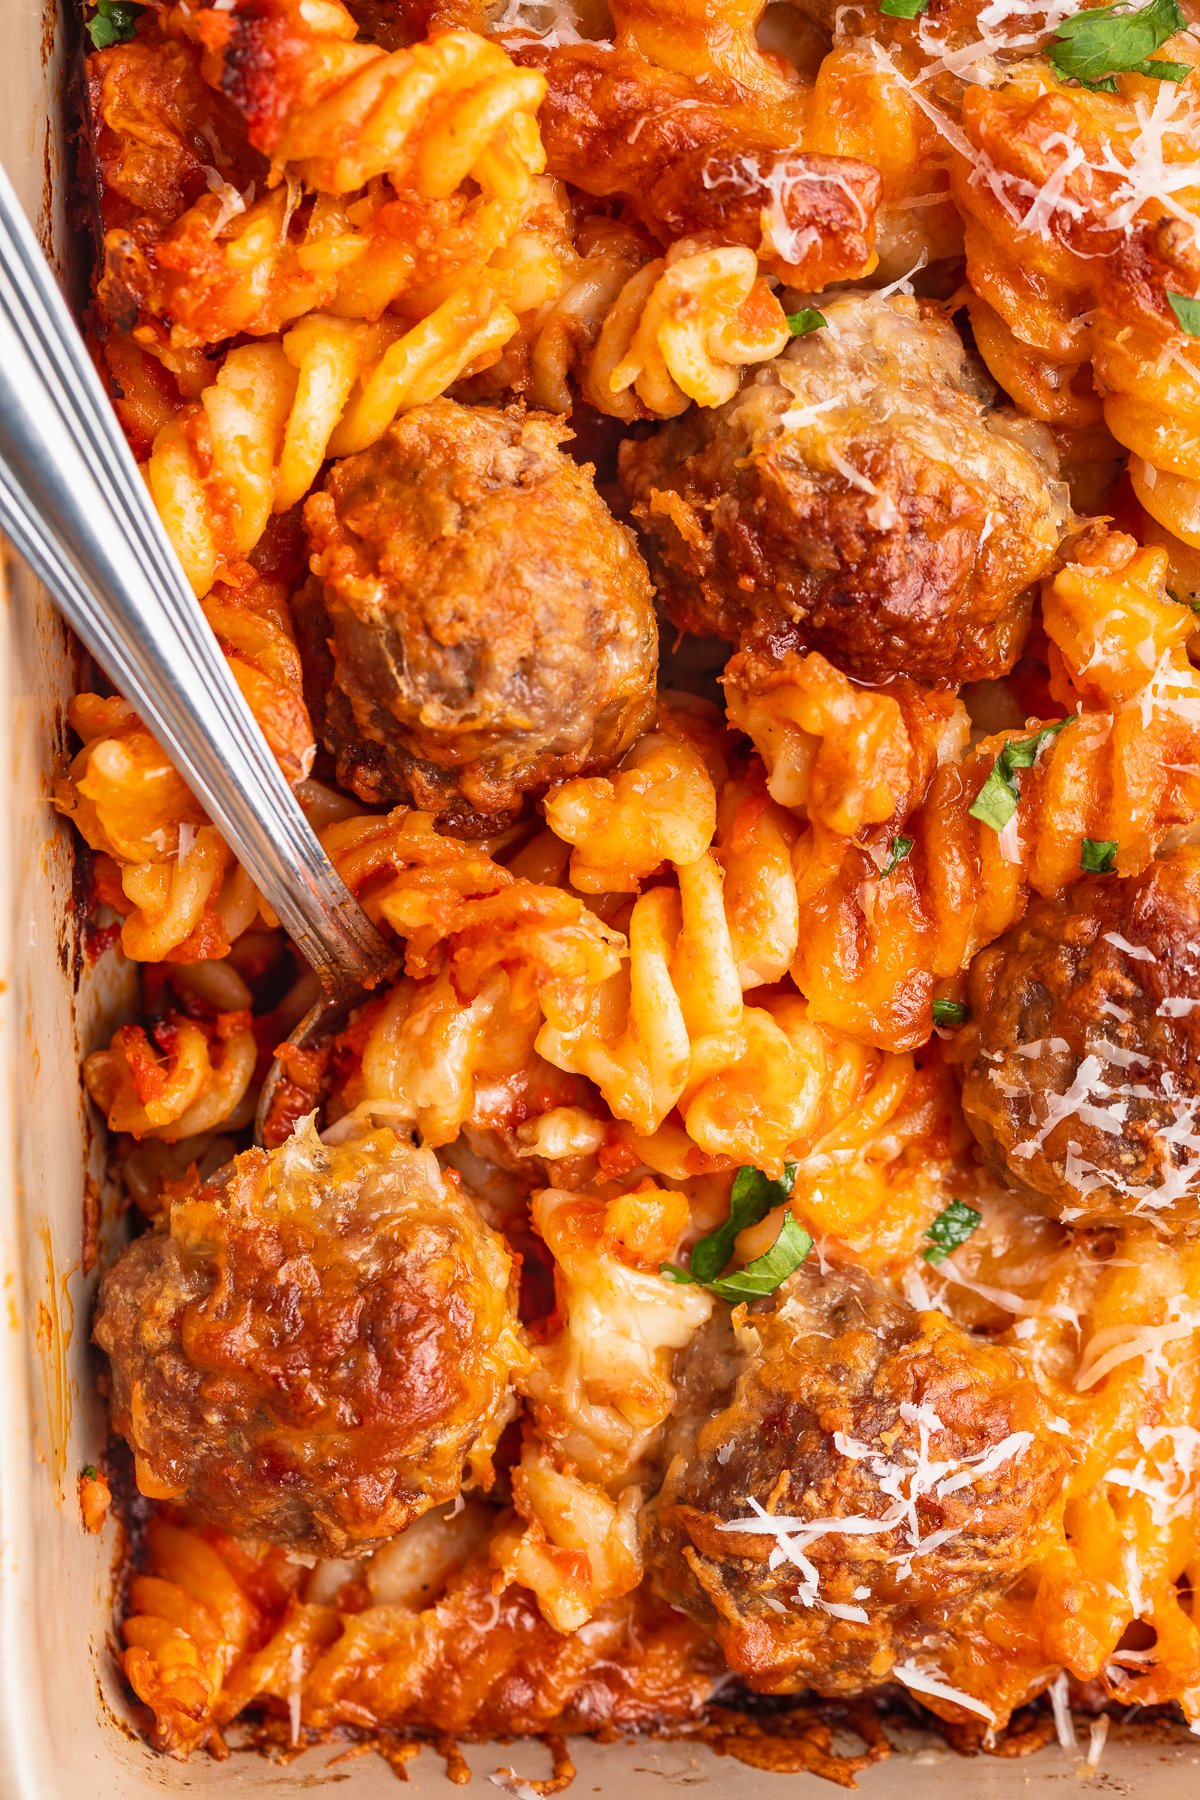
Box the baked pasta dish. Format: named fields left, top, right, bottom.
left=66, top=0, right=1200, bottom=1778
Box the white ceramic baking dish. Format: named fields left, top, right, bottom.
left=2, top=5, right=1199, bottom=1795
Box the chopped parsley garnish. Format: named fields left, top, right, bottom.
left=881, top=0, right=929, bottom=14
left=81, top=1465, right=98, bottom=1481
left=922, top=1200, right=982, bottom=1265
left=785, top=308, right=827, bottom=337
left=932, top=998, right=968, bottom=1027
left=702, top=1216, right=814, bottom=1301
left=86, top=0, right=142, bottom=47
left=1047, top=0, right=1188, bottom=92
left=880, top=835, right=914, bottom=878
left=684, top=1163, right=797, bottom=1283
left=1081, top=837, right=1119, bottom=874
left=661, top=1163, right=812, bottom=1302
left=969, top=720, right=1070, bottom=832
left=1168, top=292, right=1200, bottom=337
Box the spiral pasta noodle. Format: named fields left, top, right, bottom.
left=171, top=3, right=547, bottom=206
left=723, top=648, right=969, bottom=838
left=508, top=1183, right=712, bottom=1629
left=529, top=227, right=790, bottom=419
left=602, top=0, right=807, bottom=134
left=950, top=55, right=1200, bottom=542
left=91, top=14, right=550, bottom=357
left=802, top=38, right=963, bottom=280
left=123, top=1508, right=721, bottom=1749
left=790, top=533, right=1200, bottom=1048
left=145, top=276, right=526, bottom=593
left=85, top=1007, right=258, bottom=1144
left=121, top=1519, right=279, bottom=1754
left=54, top=583, right=311, bottom=957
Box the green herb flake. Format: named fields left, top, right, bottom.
left=968, top=719, right=1071, bottom=832
left=660, top=1163, right=811, bottom=1303
left=692, top=1163, right=797, bottom=1283
left=1081, top=837, right=1119, bottom=873
left=1168, top=292, right=1200, bottom=337
left=1047, top=0, right=1188, bottom=90
left=932, top=998, right=968, bottom=1028
left=704, top=1215, right=814, bottom=1301
left=922, top=1199, right=982, bottom=1265
left=880, top=834, right=914, bottom=879
left=81, top=1465, right=98, bottom=1481
left=86, top=0, right=142, bottom=47
left=785, top=308, right=827, bottom=337
left=881, top=0, right=928, bottom=15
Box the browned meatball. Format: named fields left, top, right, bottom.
left=642, top=1267, right=1066, bottom=1696
left=619, top=292, right=1070, bottom=686
left=301, top=400, right=657, bottom=826
left=959, top=849, right=1200, bottom=1228
left=94, top=1124, right=526, bottom=1556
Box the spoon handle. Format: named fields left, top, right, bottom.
left=0, top=166, right=397, bottom=1003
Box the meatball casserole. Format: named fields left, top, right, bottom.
left=65, top=0, right=1200, bottom=1781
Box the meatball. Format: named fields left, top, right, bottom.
left=642, top=1267, right=1066, bottom=1696
left=959, top=849, right=1200, bottom=1228
left=94, top=1123, right=527, bottom=1556
left=619, top=292, right=1070, bottom=686
left=301, top=400, right=658, bottom=826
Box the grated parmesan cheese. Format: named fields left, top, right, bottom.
left=893, top=1658, right=997, bottom=1723
left=780, top=396, right=841, bottom=431
left=1075, top=1304, right=1200, bottom=1391
left=824, top=447, right=901, bottom=529
left=1086, top=1714, right=1109, bottom=1770
left=1104, top=1424, right=1200, bottom=1526
left=1048, top=1670, right=1076, bottom=1750
left=287, top=1642, right=304, bottom=1747
left=491, top=0, right=585, bottom=45
left=202, top=165, right=252, bottom=237
left=489, top=1774, right=543, bottom=1800
left=720, top=1410, right=1031, bottom=1616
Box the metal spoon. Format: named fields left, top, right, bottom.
left=0, top=164, right=400, bottom=1139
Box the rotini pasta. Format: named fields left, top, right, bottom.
left=145, top=277, right=524, bottom=592
left=723, top=647, right=969, bottom=837
left=121, top=1507, right=723, bottom=1751
left=170, top=3, right=546, bottom=204
left=68, top=0, right=1200, bottom=1776
left=122, top=1517, right=298, bottom=1754
left=85, top=1007, right=257, bottom=1143
left=529, top=226, right=790, bottom=419
left=951, top=54, right=1200, bottom=542
left=55, top=579, right=311, bottom=957
left=529, top=41, right=881, bottom=288
left=791, top=532, right=1200, bottom=1047
left=507, top=1182, right=711, bottom=1627
left=802, top=37, right=963, bottom=280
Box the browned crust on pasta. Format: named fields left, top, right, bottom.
left=525, top=42, right=880, bottom=286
